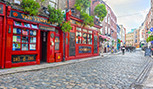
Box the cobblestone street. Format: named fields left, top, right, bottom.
left=0, top=51, right=151, bottom=89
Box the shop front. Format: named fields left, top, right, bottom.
left=5, top=7, right=63, bottom=68
left=65, top=12, right=100, bottom=60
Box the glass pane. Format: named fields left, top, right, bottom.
left=22, top=44, right=28, bottom=51
left=55, top=43, right=59, bottom=50
left=30, top=30, right=37, bottom=36
left=30, top=44, right=36, bottom=51
left=30, top=37, right=36, bottom=43
left=82, top=33, right=87, bottom=44
left=76, top=32, right=81, bottom=44
left=13, top=28, right=21, bottom=34
left=22, top=36, right=29, bottom=43
left=88, top=31, right=92, bottom=33
left=12, top=43, right=21, bottom=51
left=88, top=34, right=92, bottom=44
left=76, top=27, right=81, bottom=31
left=83, top=29, right=87, bottom=32
left=55, top=37, right=60, bottom=43
left=14, top=21, right=22, bottom=26
left=13, top=36, right=21, bottom=42
left=24, top=23, right=30, bottom=28
left=31, top=24, right=38, bottom=29
left=22, top=29, right=29, bottom=36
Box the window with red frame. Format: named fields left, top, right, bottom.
left=12, top=21, right=37, bottom=51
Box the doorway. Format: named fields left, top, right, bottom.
left=41, top=31, right=48, bottom=62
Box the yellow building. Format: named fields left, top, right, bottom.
left=126, top=32, right=134, bottom=46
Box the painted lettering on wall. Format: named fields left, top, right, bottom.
left=79, top=46, right=91, bottom=53
left=10, top=10, right=51, bottom=25
left=12, top=55, right=36, bottom=63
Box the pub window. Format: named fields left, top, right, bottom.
left=12, top=22, right=37, bottom=51
left=76, top=31, right=82, bottom=44
left=24, top=23, right=30, bottom=28
left=82, top=33, right=87, bottom=44
left=31, top=24, right=38, bottom=29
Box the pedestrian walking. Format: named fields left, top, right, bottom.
left=121, top=46, right=126, bottom=55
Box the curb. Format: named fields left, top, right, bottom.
left=0, top=52, right=117, bottom=76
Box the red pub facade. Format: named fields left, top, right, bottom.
left=0, top=2, right=100, bottom=68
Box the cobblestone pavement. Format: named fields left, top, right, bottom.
left=0, top=51, right=151, bottom=89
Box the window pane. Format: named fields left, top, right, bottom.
left=55, top=37, right=60, bottom=42
left=22, top=36, right=29, bottom=43
left=30, top=44, right=36, bottom=51
left=13, top=36, right=21, bottom=42
left=88, top=31, right=92, bottom=33
left=55, top=43, right=59, bottom=50
left=82, top=33, right=87, bottom=44
left=76, top=27, right=81, bottom=31
left=31, top=24, right=38, bottom=29
left=22, top=29, right=29, bottom=36
left=22, top=44, right=28, bottom=51
left=88, top=34, right=92, bottom=44
left=76, top=32, right=81, bottom=44
left=12, top=43, right=21, bottom=51
left=30, top=37, right=36, bottom=43
left=14, top=21, right=22, bottom=26
left=13, top=28, right=21, bottom=34
left=83, top=29, right=87, bottom=32
left=30, top=30, right=37, bottom=36
left=24, top=23, right=30, bottom=28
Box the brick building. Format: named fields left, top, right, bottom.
left=134, top=29, right=140, bottom=48
left=126, top=32, right=134, bottom=46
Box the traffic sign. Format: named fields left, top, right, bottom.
left=150, top=28, right=153, bottom=32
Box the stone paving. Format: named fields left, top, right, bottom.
left=0, top=51, right=151, bottom=89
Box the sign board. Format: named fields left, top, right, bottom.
left=12, top=55, right=36, bottom=63
left=79, top=46, right=91, bottom=53
left=150, top=28, right=153, bottom=32
left=10, top=10, right=51, bottom=25
left=39, top=25, right=55, bottom=31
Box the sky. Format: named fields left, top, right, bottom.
left=104, top=0, right=151, bottom=33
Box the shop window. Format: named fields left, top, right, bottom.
left=12, top=26, right=37, bottom=51
left=83, top=29, right=87, bottom=32
left=82, top=33, right=87, bottom=44
left=76, top=31, right=82, bottom=44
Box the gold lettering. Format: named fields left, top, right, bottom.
left=21, top=14, right=25, bottom=18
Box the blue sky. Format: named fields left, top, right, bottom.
left=105, top=0, right=151, bottom=33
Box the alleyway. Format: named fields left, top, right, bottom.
left=0, top=51, right=151, bottom=89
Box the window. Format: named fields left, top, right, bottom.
left=82, top=33, right=87, bottom=44
left=55, top=29, right=60, bottom=51
left=12, top=21, right=37, bottom=51
left=49, top=0, right=57, bottom=8
left=88, top=34, right=92, bottom=44
left=76, top=27, right=81, bottom=31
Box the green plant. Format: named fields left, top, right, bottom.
left=75, top=0, right=91, bottom=12
left=48, top=5, right=64, bottom=25
left=61, top=21, right=72, bottom=32
left=80, top=12, right=94, bottom=27
left=118, top=39, right=121, bottom=44
left=94, top=4, right=107, bottom=21
left=21, top=0, right=40, bottom=15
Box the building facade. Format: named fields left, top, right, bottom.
left=117, top=24, right=121, bottom=50
left=134, top=29, right=140, bottom=48
left=126, top=32, right=134, bottom=46
left=119, top=25, right=126, bottom=46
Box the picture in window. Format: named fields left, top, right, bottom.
left=30, top=44, right=36, bottom=51
left=31, top=24, right=38, bottom=29
left=22, top=36, right=29, bottom=43
left=22, top=44, right=28, bottom=51
left=24, top=23, right=30, bottom=28
left=30, top=30, right=37, bottom=36
left=30, top=37, right=36, bottom=43
left=13, top=36, right=21, bottom=42
left=12, top=43, right=21, bottom=51
left=76, top=32, right=81, bottom=44
left=13, top=28, right=21, bottom=34
left=22, top=29, right=29, bottom=36
left=14, top=21, right=22, bottom=26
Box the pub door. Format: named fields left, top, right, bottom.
left=40, top=31, right=48, bottom=62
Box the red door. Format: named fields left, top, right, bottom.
left=0, top=17, right=3, bottom=68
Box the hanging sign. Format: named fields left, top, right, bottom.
left=10, top=10, right=52, bottom=25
